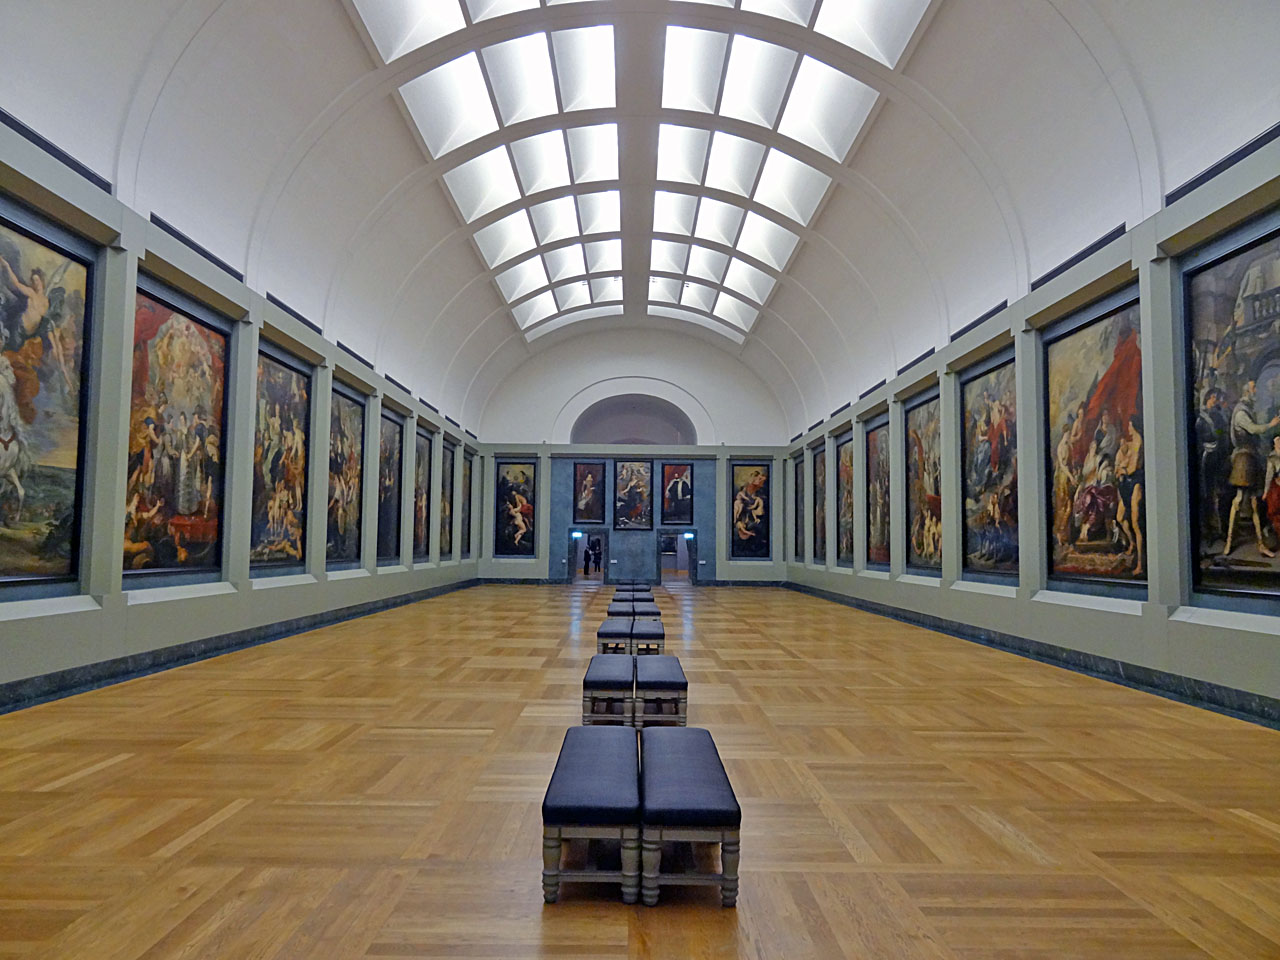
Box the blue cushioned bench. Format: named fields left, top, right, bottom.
left=606, top=601, right=634, bottom=618
left=596, top=618, right=632, bottom=655
left=640, top=727, right=741, bottom=907
left=634, top=655, right=687, bottom=727
left=615, top=579, right=646, bottom=588
left=632, top=601, right=661, bottom=618
left=542, top=726, right=641, bottom=904
left=631, top=618, right=665, bottom=655
left=613, top=590, right=655, bottom=603
left=582, top=654, right=635, bottom=725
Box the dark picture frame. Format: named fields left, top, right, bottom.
left=439, top=440, right=455, bottom=559
left=661, top=462, right=694, bottom=525
left=461, top=452, right=473, bottom=559
left=835, top=432, right=855, bottom=567
left=864, top=415, right=891, bottom=569
left=327, top=382, right=366, bottom=568
left=793, top=455, right=804, bottom=561
left=812, top=446, right=826, bottom=564
left=573, top=460, right=605, bottom=524
left=412, top=426, right=432, bottom=562
left=249, top=341, right=310, bottom=570
left=614, top=460, right=653, bottom=530
left=960, top=348, right=1018, bottom=579
left=495, top=460, right=536, bottom=557
left=905, top=388, right=942, bottom=574
left=730, top=461, right=771, bottom=560
left=376, top=412, right=403, bottom=564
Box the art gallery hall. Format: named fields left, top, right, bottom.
left=1, top=1, right=1280, bottom=957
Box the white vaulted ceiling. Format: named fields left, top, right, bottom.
left=1, top=0, right=1277, bottom=440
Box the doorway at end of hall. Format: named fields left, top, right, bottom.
left=574, top=531, right=605, bottom=581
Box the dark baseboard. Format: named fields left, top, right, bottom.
left=0, top=578, right=481, bottom=715
left=690, top=579, right=786, bottom=587
left=783, top=582, right=1280, bottom=730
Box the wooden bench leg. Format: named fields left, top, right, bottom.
left=621, top=831, right=640, bottom=904
left=581, top=695, right=592, bottom=725
left=721, top=835, right=739, bottom=907
left=641, top=836, right=661, bottom=906
left=542, top=827, right=561, bottom=903
left=678, top=693, right=687, bottom=727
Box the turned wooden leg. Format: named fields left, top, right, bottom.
left=621, top=831, right=640, bottom=904
left=641, top=835, right=662, bottom=906
left=678, top=694, right=687, bottom=727
left=581, top=695, right=592, bottom=725
left=542, top=828, right=561, bottom=903
left=721, top=836, right=740, bottom=907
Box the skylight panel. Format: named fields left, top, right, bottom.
left=483, top=33, right=559, bottom=126
left=651, top=240, right=689, bottom=274
left=814, top=0, right=903, bottom=67
left=466, top=0, right=537, bottom=23
left=687, top=245, right=729, bottom=283
left=719, top=36, right=796, bottom=130
left=724, top=258, right=776, bottom=303
left=703, top=132, right=766, bottom=196
left=648, top=305, right=747, bottom=344
left=510, top=130, right=571, bottom=195
left=443, top=146, right=521, bottom=221
left=693, top=197, right=745, bottom=246
left=656, top=125, right=710, bottom=185
left=585, top=239, right=622, bottom=273
left=496, top=257, right=550, bottom=302
left=473, top=210, right=537, bottom=268
left=736, top=212, right=799, bottom=270
left=567, top=124, right=619, bottom=183
left=712, top=291, right=759, bottom=329
left=544, top=244, right=587, bottom=282
left=653, top=191, right=697, bottom=235
left=680, top=281, right=718, bottom=312
left=662, top=27, right=727, bottom=114
left=753, top=149, right=831, bottom=225
left=778, top=56, right=876, bottom=161
left=577, top=190, right=620, bottom=235
left=399, top=53, right=497, bottom=157
left=530, top=196, right=580, bottom=244
left=351, top=0, right=466, bottom=63
left=525, top=304, right=624, bottom=341
left=553, top=26, right=615, bottom=112
left=740, top=0, right=817, bottom=25
left=554, top=281, right=591, bottom=311
left=512, top=290, right=557, bottom=328
left=649, top=276, right=682, bottom=304
left=590, top=276, right=623, bottom=302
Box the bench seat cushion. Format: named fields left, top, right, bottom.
left=632, top=602, right=661, bottom=617
left=641, top=727, right=740, bottom=828
left=635, top=655, right=687, bottom=691
left=583, top=654, right=635, bottom=689
left=543, top=726, right=640, bottom=826
left=597, top=618, right=632, bottom=639
left=615, top=579, right=646, bottom=587
left=606, top=602, right=635, bottom=617
left=613, top=591, right=655, bottom=603
left=631, top=620, right=665, bottom=641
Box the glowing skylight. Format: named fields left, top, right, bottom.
left=553, top=26, right=616, bottom=112
left=680, top=281, right=718, bottom=312
left=510, top=130, right=571, bottom=194
left=662, top=27, right=727, bottom=114
left=649, top=276, right=682, bottom=303
left=753, top=149, right=831, bottom=226
left=778, top=56, right=876, bottom=161
left=737, top=212, right=799, bottom=270
left=653, top=191, right=697, bottom=235
left=512, top=290, right=558, bottom=328
left=554, top=281, right=591, bottom=311
left=474, top=210, right=538, bottom=268
left=719, top=36, right=796, bottom=129
left=651, top=240, right=689, bottom=274
left=444, top=146, right=521, bottom=221
left=693, top=198, right=744, bottom=247
left=687, top=246, right=729, bottom=283
left=740, top=0, right=817, bottom=26
left=590, top=276, right=623, bottom=301
left=545, top=244, right=587, bottom=281
left=496, top=257, right=549, bottom=301
left=577, top=190, right=620, bottom=235
left=712, top=291, right=759, bottom=329
left=657, top=125, right=709, bottom=185
left=351, top=0, right=465, bottom=63
left=399, top=54, right=496, bottom=157
left=530, top=196, right=580, bottom=244
left=704, top=132, right=766, bottom=196
left=483, top=34, right=558, bottom=126
left=585, top=239, right=622, bottom=273
left=466, top=0, right=537, bottom=22
left=724, top=257, right=776, bottom=303
left=567, top=124, right=619, bottom=183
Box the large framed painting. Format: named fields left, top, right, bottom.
left=812, top=447, right=826, bottom=564
left=835, top=433, right=854, bottom=566
left=730, top=462, right=770, bottom=559
left=124, top=281, right=228, bottom=575
left=614, top=460, right=653, bottom=530
left=906, top=391, right=942, bottom=572
left=865, top=418, right=891, bottom=567
left=573, top=461, right=604, bottom=524
left=661, top=462, right=693, bottom=525
left=439, top=441, right=455, bottom=558
left=250, top=347, right=309, bottom=566
left=0, top=208, right=92, bottom=585
left=412, top=428, right=431, bottom=561
left=1185, top=217, right=1280, bottom=598
left=1046, top=294, right=1144, bottom=585
left=461, top=453, right=473, bottom=559
left=376, top=414, right=402, bottom=563
left=793, top=456, right=804, bottom=561
left=495, top=461, right=536, bottom=556
left=961, top=352, right=1018, bottom=576
left=327, top=386, right=364, bottom=565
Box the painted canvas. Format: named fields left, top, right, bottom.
left=1188, top=230, right=1280, bottom=594
left=0, top=220, right=89, bottom=581
left=836, top=436, right=854, bottom=564
left=439, top=443, right=454, bottom=558
left=962, top=359, right=1018, bottom=574
left=1048, top=302, right=1144, bottom=582
left=907, top=397, right=942, bottom=570
left=573, top=461, right=604, bottom=524
left=461, top=454, right=473, bottom=558
left=377, top=416, right=402, bottom=561
left=412, top=431, right=431, bottom=561
left=793, top=457, right=804, bottom=560
left=124, top=290, right=225, bottom=572
left=812, top=448, right=826, bottom=563
left=731, top=463, right=770, bottom=559
left=866, top=423, right=891, bottom=566
left=249, top=353, right=308, bottom=565
left=327, top=390, right=363, bottom=563
left=495, top=462, right=536, bottom=556
left=662, top=463, right=693, bottom=525
left=614, top=460, right=653, bottom=530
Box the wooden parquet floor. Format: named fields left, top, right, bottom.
left=2, top=582, right=1280, bottom=959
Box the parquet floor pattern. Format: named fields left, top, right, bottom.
left=2, top=582, right=1279, bottom=958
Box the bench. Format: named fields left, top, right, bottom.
left=582, top=654, right=634, bottom=725
left=634, top=655, right=687, bottom=726
left=606, top=601, right=635, bottom=618
left=596, top=618, right=632, bottom=655
left=631, top=619, right=665, bottom=655
left=542, top=726, right=641, bottom=904
left=632, top=601, right=662, bottom=618
left=640, top=727, right=740, bottom=907
left=613, top=590, right=655, bottom=603
left=614, top=579, right=647, bottom=588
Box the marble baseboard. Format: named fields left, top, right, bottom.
left=784, top=582, right=1280, bottom=731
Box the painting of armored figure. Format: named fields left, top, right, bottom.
left=327, top=389, right=363, bottom=564
left=865, top=423, right=891, bottom=566
left=377, top=415, right=402, bottom=562
left=0, top=218, right=89, bottom=581
left=1047, top=301, right=1145, bottom=582
left=962, top=359, right=1018, bottom=575
left=731, top=462, right=770, bottom=559
left=124, top=289, right=226, bottom=572
left=250, top=353, right=308, bottom=565
left=906, top=396, right=942, bottom=570
left=836, top=435, right=854, bottom=565
left=1187, top=228, right=1280, bottom=595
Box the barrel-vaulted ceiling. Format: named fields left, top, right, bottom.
left=3, top=0, right=1278, bottom=440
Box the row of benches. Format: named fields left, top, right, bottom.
left=582, top=653, right=688, bottom=726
